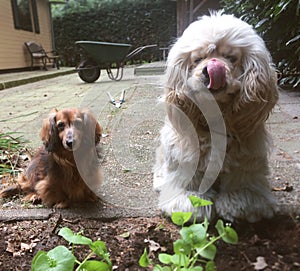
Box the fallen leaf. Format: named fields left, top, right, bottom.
left=119, top=232, right=130, bottom=239
left=6, top=240, right=16, bottom=254
left=272, top=183, right=293, bottom=192
left=277, top=151, right=293, bottom=160
left=253, top=256, right=268, bottom=270
left=21, top=241, right=37, bottom=252
left=20, top=242, right=31, bottom=251
left=144, top=238, right=161, bottom=252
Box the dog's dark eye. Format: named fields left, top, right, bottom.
left=57, top=121, right=65, bottom=131
left=224, top=55, right=238, bottom=63
left=194, top=58, right=203, bottom=64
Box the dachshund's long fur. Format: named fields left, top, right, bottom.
left=1, top=108, right=103, bottom=208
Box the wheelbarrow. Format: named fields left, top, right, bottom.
left=75, top=41, right=156, bottom=83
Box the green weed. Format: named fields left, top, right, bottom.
left=0, top=131, right=29, bottom=177
left=31, top=227, right=112, bottom=271
left=139, top=196, right=238, bottom=271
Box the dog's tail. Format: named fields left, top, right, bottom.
left=0, top=184, right=22, bottom=198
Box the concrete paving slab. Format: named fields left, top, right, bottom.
left=268, top=89, right=300, bottom=216
left=134, top=61, right=166, bottom=76
left=0, top=67, right=75, bottom=90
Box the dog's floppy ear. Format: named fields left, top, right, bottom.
left=40, top=109, right=60, bottom=152
left=240, top=50, right=278, bottom=106
left=165, top=51, right=191, bottom=94
left=229, top=48, right=278, bottom=139
left=82, top=110, right=102, bottom=146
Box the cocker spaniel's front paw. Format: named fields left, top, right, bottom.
left=215, top=190, right=277, bottom=222
left=158, top=190, right=216, bottom=221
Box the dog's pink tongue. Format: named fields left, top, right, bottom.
left=207, top=58, right=226, bottom=90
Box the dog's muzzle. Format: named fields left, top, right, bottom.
left=202, top=58, right=226, bottom=90
left=65, top=131, right=77, bottom=150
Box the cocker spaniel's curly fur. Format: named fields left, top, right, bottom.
left=153, top=12, right=279, bottom=222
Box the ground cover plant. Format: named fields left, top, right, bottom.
left=32, top=227, right=112, bottom=271
left=1, top=214, right=299, bottom=270
left=29, top=196, right=237, bottom=271
left=139, top=196, right=238, bottom=271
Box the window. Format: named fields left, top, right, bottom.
left=11, top=0, right=40, bottom=33
left=31, top=0, right=40, bottom=33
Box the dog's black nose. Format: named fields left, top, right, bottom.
left=202, top=66, right=208, bottom=77
left=202, top=66, right=210, bottom=86
left=66, top=139, right=73, bottom=148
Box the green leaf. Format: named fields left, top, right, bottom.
left=255, top=18, right=268, bottom=29
left=274, top=0, right=292, bottom=17
left=90, top=240, right=107, bottom=257
left=215, top=220, right=225, bottom=235
left=153, top=266, right=162, bottom=271
left=205, top=260, right=216, bottom=271
left=139, top=248, right=151, bottom=267
left=31, top=246, right=75, bottom=271
left=158, top=253, right=172, bottom=264
left=156, top=224, right=165, bottom=230
left=188, top=195, right=213, bottom=207
left=173, top=239, right=191, bottom=255
left=89, top=240, right=111, bottom=265
left=78, top=260, right=110, bottom=271
left=223, top=226, right=238, bottom=244
left=153, top=266, right=172, bottom=271
left=188, top=267, right=203, bottom=271
left=170, top=254, right=189, bottom=267
left=215, top=220, right=238, bottom=244
left=31, top=251, right=48, bottom=271
left=171, top=212, right=193, bottom=226
left=180, top=224, right=206, bottom=244
left=197, top=242, right=216, bottom=260
left=286, top=34, right=300, bottom=46
left=58, top=227, right=92, bottom=245
left=202, top=217, right=209, bottom=231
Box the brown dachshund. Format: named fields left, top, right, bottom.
left=0, top=108, right=103, bottom=208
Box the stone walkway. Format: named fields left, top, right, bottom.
left=0, top=65, right=299, bottom=221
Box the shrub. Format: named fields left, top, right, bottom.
left=221, top=0, right=300, bottom=88
left=53, top=0, right=176, bottom=66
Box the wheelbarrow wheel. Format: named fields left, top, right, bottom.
left=78, top=60, right=101, bottom=83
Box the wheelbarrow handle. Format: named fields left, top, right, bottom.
left=125, top=44, right=157, bottom=61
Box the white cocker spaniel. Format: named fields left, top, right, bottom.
left=153, top=12, right=279, bottom=222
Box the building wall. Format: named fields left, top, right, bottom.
left=0, top=1, right=53, bottom=70
left=176, top=0, right=220, bottom=36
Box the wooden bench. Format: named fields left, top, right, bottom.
left=24, top=41, right=60, bottom=70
